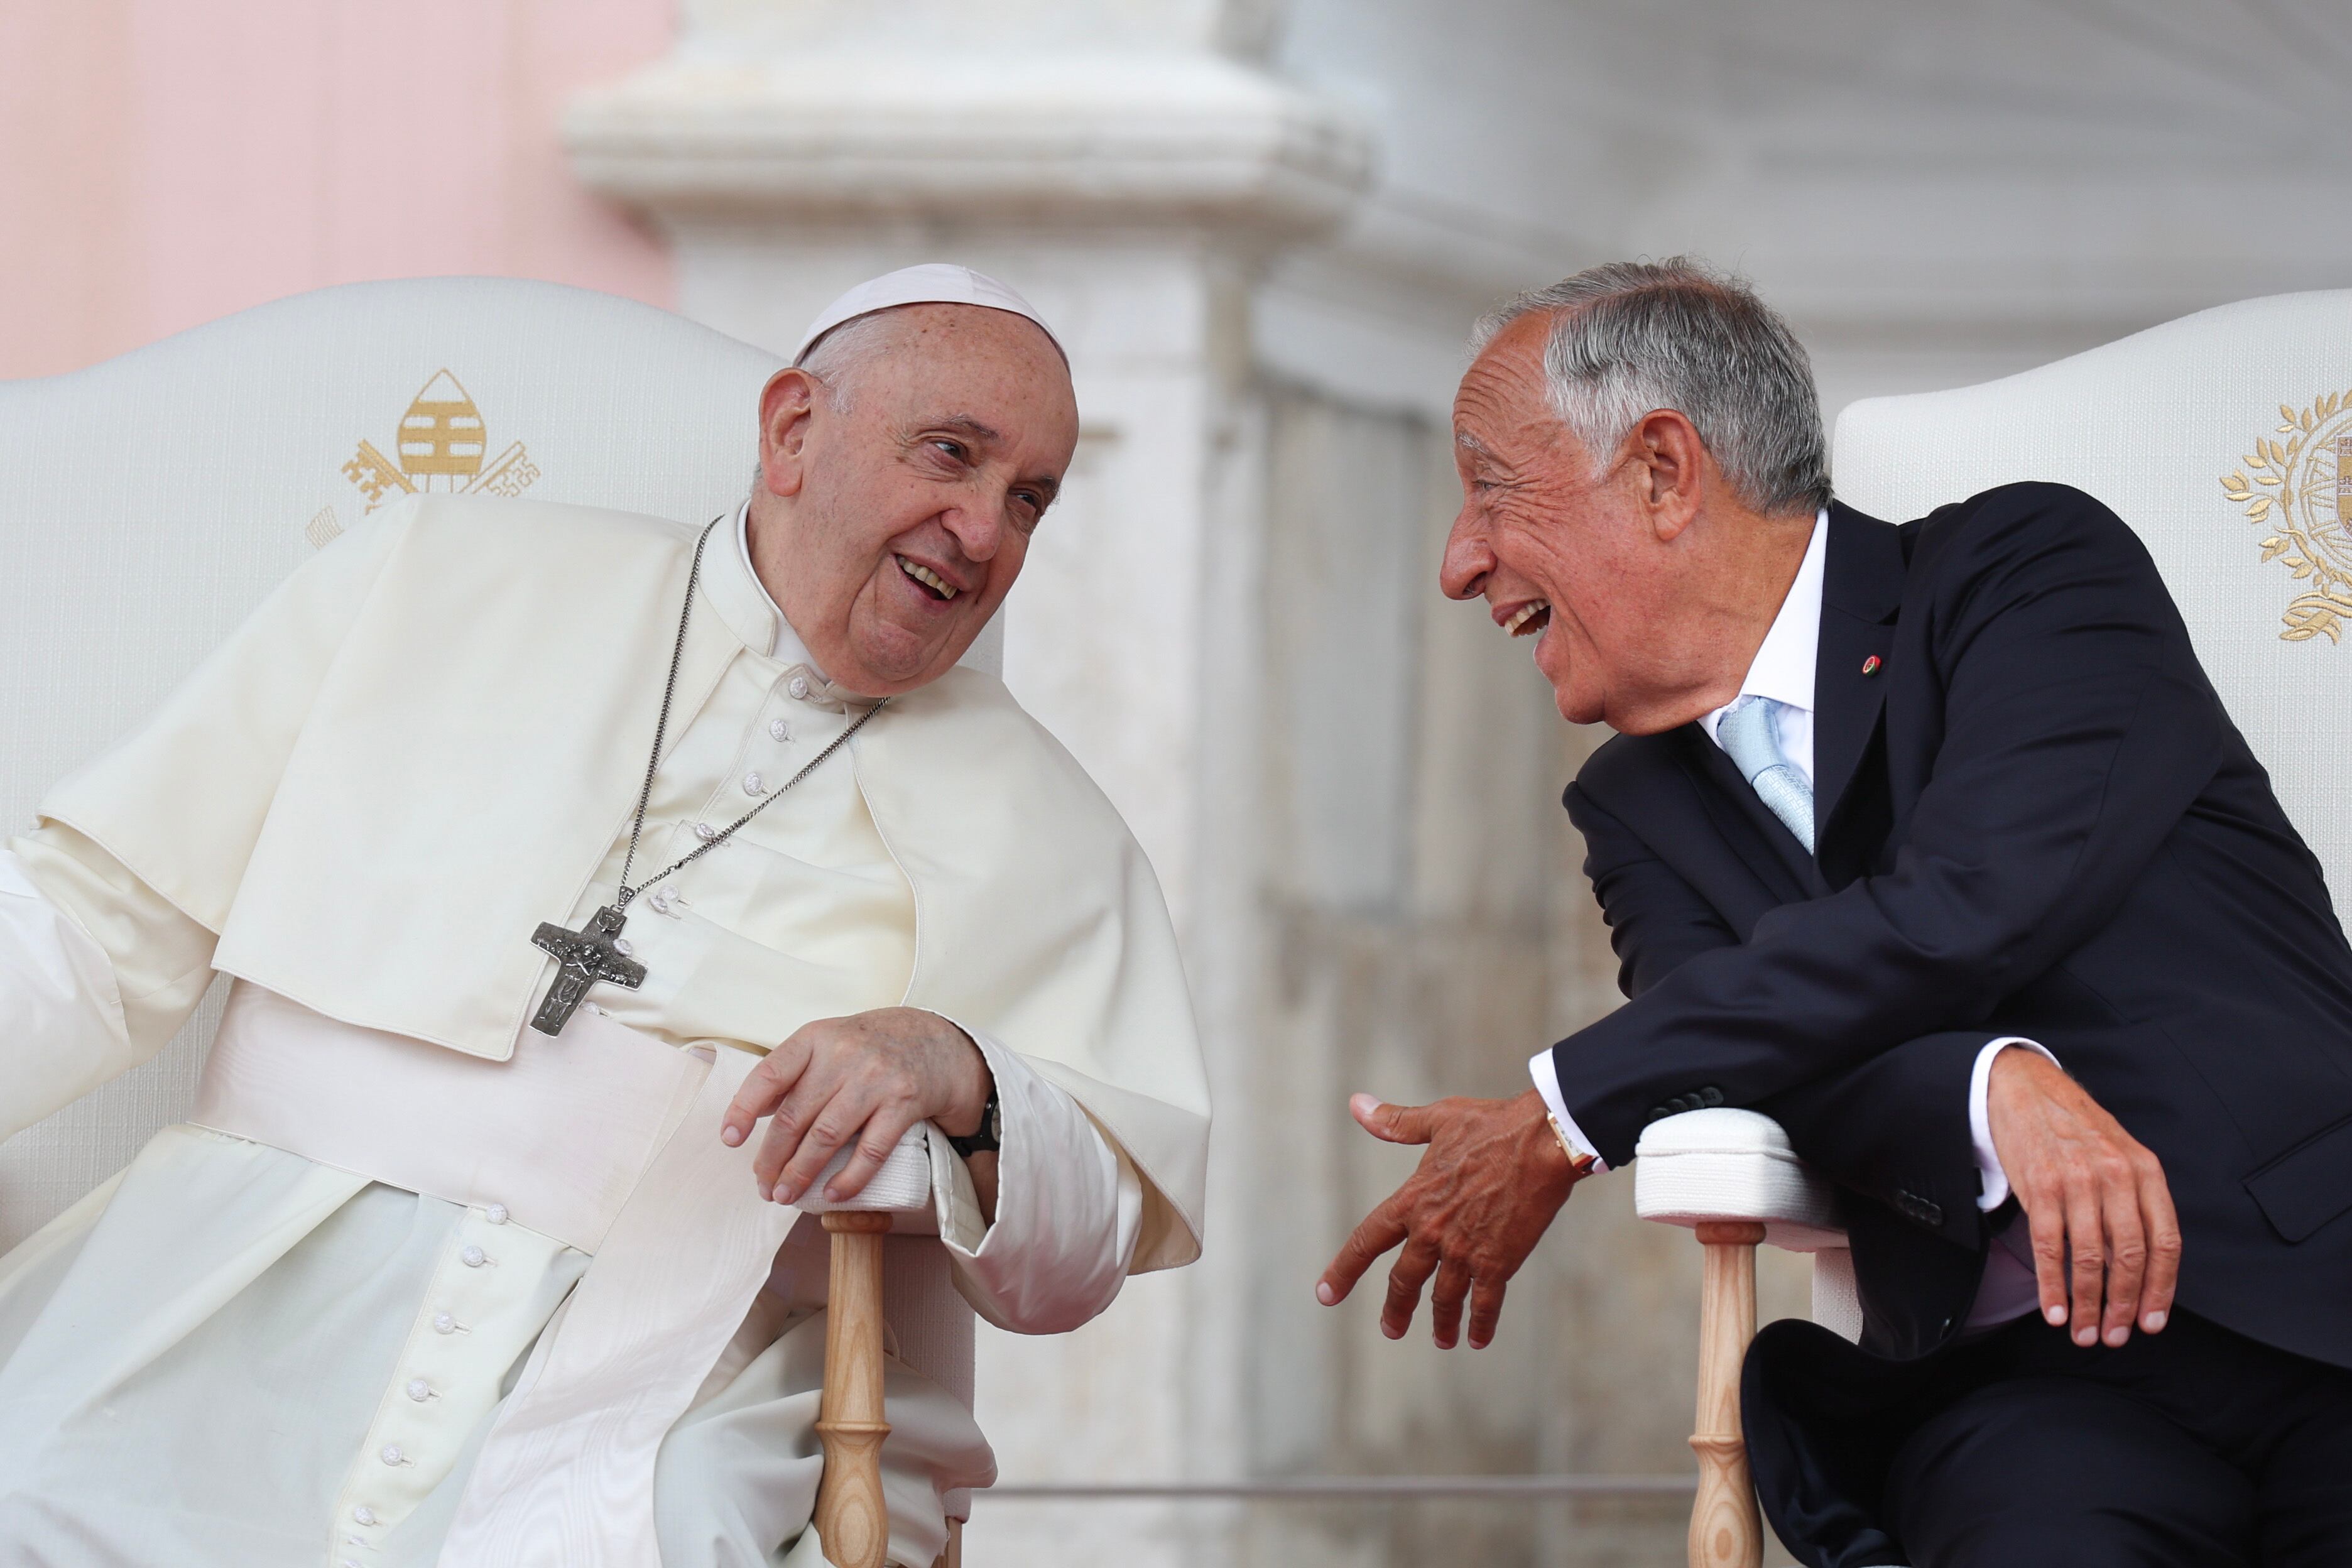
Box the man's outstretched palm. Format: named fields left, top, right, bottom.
left=1317, top=1087, right=1583, bottom=1349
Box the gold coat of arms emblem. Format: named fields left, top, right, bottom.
left=2222, top=388, right=2352, bottom=642
left=303, top=371, right=543, bottom=552
left=342, top=369, right=540, bottom=514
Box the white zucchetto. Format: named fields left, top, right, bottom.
left=790, top=264, right=1065, bottom=364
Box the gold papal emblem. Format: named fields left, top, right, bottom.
left=2222, top=387, right=2352, bottom=642
left=340, top=369, right=540, bottom=514
left=306, top=371, right=542, bottom=551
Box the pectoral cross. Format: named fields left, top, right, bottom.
left=529, top=904, right=646, bottom=1035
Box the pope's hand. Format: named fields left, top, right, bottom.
left=1316, top=1088, right=1582, bottom=1349
left=721, top=1007, right=994, bottom=1208
left=1986, top=1045, right=2181, bottom=1348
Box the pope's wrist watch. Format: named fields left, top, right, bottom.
left=946, top=1084, right=1002, bottom=1158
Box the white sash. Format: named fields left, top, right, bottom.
left=193, top=983, right=709, bottom=1254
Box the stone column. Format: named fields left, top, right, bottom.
left=566, top=8, right=1369, bottom=1562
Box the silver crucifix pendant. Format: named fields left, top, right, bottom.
left=528, top=903, right=647, bottom=1035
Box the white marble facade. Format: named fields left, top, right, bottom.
left=567, top=4, right=2352, bottom=1564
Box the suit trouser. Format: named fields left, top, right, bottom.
left=1883, top=1309, right=2352, bottom=1567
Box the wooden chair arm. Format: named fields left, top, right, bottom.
left=800, top=1128, right=939, bottom=1568
left=1633, top=1109, right=1850, bottom=1568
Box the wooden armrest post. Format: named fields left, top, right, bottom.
left=817, top=1211, right=894, bottom=1568
left=1689, top=1221, right=1765, bottom=1568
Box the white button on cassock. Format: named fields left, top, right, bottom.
left=379, top=1444, right=405, bottom=1466
left=484, top=1204, right=508, bottom=1224
left=769, top=718, right=791, bottom=741
left=407, top=1378, right=432, bottom=1402
left=461, top=1245, right=487, bottom=1268
left=788, top=675, right=811, bottom=700
left=352, top=1506, right=377, bottom=1526
left=743, top=772, right=763, bottom=795
left=432, top=1312, right=457, bottom=1334
left=694, top=821, right=719, bottom=841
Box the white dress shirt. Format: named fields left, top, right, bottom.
left=1528, top=510, right=2046, bottom=1329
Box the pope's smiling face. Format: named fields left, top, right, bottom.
left=748, top=304, right=1078, bottom=697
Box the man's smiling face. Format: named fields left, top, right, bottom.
left=1440, top=311, right=1665, bottom=727
left=749, top=303, right=1079, bottom=696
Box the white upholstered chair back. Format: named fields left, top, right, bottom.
left=0, top=277, right=981, bottom=1408
left=1835, top=289, right=2352, bottom=923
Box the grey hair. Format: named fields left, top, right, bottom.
left=1471, top=258, right=1830, bottom=516
left=793, top=310, right=906, bottom=412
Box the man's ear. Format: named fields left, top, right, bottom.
left=757, top=368, right=823, bottom=500
left=1631, top=409, right=1709, bottom=543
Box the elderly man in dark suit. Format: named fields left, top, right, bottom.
left=1318, top=258, right=2352, bottom=1567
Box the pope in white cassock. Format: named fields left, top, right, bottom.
left=0, top=267, right=1210, bottom=1567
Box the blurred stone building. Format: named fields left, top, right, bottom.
left=4, top=2, right=2348, bottom=1564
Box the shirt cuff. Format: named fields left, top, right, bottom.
left=1527, top=1048, right=1608, bottom=1174
left=1971, top=1036, right=2058, bottom=1211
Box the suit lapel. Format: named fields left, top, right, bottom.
left=1812, top=503, right=1906, bottom=847
left=1655, top=506, right=1912, bottom=910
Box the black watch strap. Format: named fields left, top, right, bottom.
left=945, top=1084, right=1001, bottom=1158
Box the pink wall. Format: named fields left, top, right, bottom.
left=0, top=0, right=677, bottom=379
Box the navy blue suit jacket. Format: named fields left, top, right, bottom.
left=1555, top=483, right=2352, bottom=1373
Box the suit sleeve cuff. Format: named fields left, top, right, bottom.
left=1971, top=1035, right=2057, bottom=1211
left=1528, top=1048, right=1608, bottom=1174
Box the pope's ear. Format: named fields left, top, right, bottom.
left=757, top=368, right=823, bottom=499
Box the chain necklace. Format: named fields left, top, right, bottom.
left=527, top=518, right=887, bottom=1035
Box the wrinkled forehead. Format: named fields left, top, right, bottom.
left=812, top=307, right=1079, bottom=469
left=1454, top=321, right=1560, bottom=446
left=866, top=308, right=1074, bottom=435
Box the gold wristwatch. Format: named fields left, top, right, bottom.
left=1544, top=1110, right=1599, bottom=1176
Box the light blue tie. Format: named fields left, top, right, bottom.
left=1718, top=695, right=1814, bottom=852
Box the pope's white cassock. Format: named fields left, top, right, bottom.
left=0, top=462, right=1207, bottom=1565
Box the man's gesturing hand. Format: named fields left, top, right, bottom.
left=722, top=1007, right=993, bottom=1207
left=1317, top=1088, right=1583, bottom=1350
left=1986, top=1046, right=2181, bottom=1348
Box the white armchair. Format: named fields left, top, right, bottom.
left=1633, top=287, right=2352, bottom=1568
left=0, top=278, right=984, bottom=1568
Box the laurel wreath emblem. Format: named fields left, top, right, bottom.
left=2221, top=387, right=2352, bottom=643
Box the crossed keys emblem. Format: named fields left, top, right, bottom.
left=341, top=369, right=541, bottom=514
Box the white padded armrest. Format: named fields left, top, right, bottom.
left=1634, top=1108, right=1847, bottom=1252
left=792, top=1124, right=937, bottom=1216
